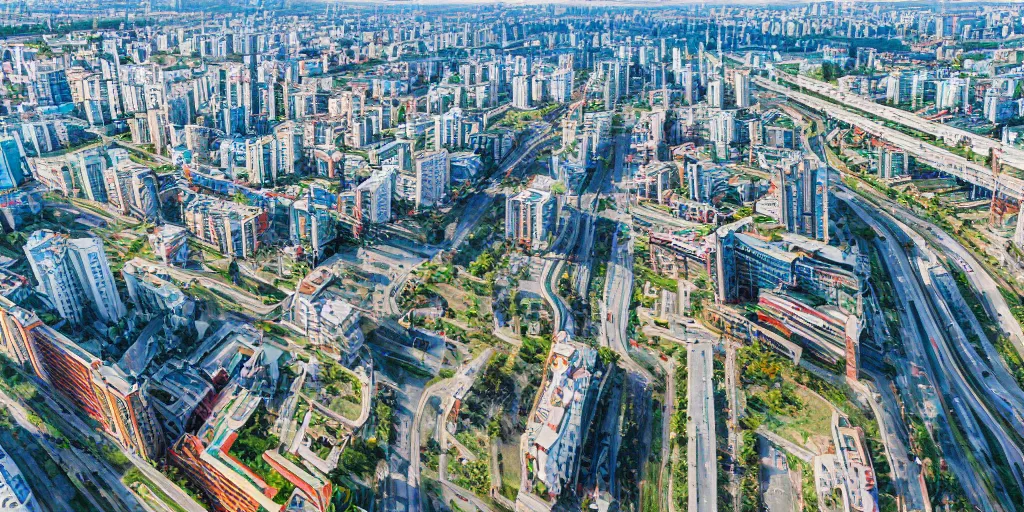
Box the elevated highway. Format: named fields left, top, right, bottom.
left=784, top=72, right=1024, bottom=172
left=753, top=75, right=1024, bottom=202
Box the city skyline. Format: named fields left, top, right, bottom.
left=0, top=1, right=1020, bottom=512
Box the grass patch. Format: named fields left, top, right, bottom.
left=761, top=384, right=833, bottom=451
left=124, top=468, right=190, bottom=512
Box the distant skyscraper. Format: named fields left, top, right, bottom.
left=512, top=75, right=531, bottom=109
left=733, top=70, right=751, bottom=108
left=550, top=68, right=574, bottom=104
left=708, top=79, right=724, bottom=109
left=682, top=64, right=695, bottom=105
left=31, top=69, right=72, bottom=106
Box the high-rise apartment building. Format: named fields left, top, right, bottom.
left=505, top=188, right=555, bottom=250
left=733, top=70, right=751, bottom=108
left=0, top=136, right=27, bottom=190
left=708, top=79, right=725, bottom=109
left=512, top=75, right=531, bottom=109
left=550, top=68, right=574, bottom=104
left=355, top=169, right=393, bottom=225
left=24, top=230, right=126, bottom=325
left=434, top=107, right=464, bottom=150
left=414, top=149, right=450, bottom=209
left=104, top=162, right=161, bottom=221
left=181, top=194, right=267, bottom=258
left=778, top=158, right=830, bottom=242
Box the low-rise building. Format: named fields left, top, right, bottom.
left=122, top=258, right=193, bottom=327
left=519, top=335, right=599, bottom=503
left=285, top=269, right=364, bottom=365
left=148, top=224, right=190, bottom=266
left=169, top=385, right=286, bottom=512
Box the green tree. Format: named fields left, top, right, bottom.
left=227, top=258, right=241, bottom=284
left=733, top=206, right=754, bottom=219
left=598, top=347, right=620, bottom=366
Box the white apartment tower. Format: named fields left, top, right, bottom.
left=24, top=230, right=126, bottom=325
left=415, top=149, right=450, bottom=208
left=512, top=75, right=531, bottom=109
left=734, top=70, right=751, bottom=108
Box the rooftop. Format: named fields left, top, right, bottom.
left=0, top=443, right=36, bottom=512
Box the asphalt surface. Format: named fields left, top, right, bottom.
left=687, top=340, right=716, bottom=512
left=752, top=75, right=1024, bottom=200
left=776, top=72, right=1024, bottom=173
left=759, top=436, right=796, bottom=512
left=842, top=190, right=1010, bottom=511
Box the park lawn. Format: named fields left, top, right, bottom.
left=124, top=468, right=190, bottom=512
left=498, top=441, right=521, bottom=499
left=329, top=396, right=363, bottom=422
left=435, top=280, right=492, bottom=308
left=767, top=383, right=834, bottom=454
left=448, top=454, right=491, bottom=498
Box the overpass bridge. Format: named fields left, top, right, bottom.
left=784, top=72, right=1024, bottom=172
left=753, top=75, right=1024, bottom=203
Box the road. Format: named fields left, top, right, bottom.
left=660, top=357, right=675, bottom=487
left=160, top=262, right=279, bottom=315
left=843, top=170, right=1024, bottom=364
left=602, top=229, right=642, bottom=371
left=861, top=367, right=928, bottom=512
left=90, top=132, right=174, bottom=165
left=547, top=258, right=575, bottom=334
left=845, top=187, right=1024, bottom=489
left=899, top=207, right=1024, bottom=363
left=0, top=393, right=80, bottom=512
left=538, top=128, right=623, bottom=337
left=752, top=74, right=1024, bottom=200
left=855, top=260, right=928, bottom=512
left=759, top=436, right=796, bottom=512
left=0, top=388, right=144, bottom=512
left=407, top=349, right=494, bottom=512
left=773, top=71, right=1024, bottom=174
left=687, top=340, right=716, bottom=512
left=598, top=132, right=655, bottom=381
left=842, top=191, right=1010, bottom=511
left=724, top=341, right=741, bottom=512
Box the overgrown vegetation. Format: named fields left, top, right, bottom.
left=230, top=405, right=295, bottom=505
